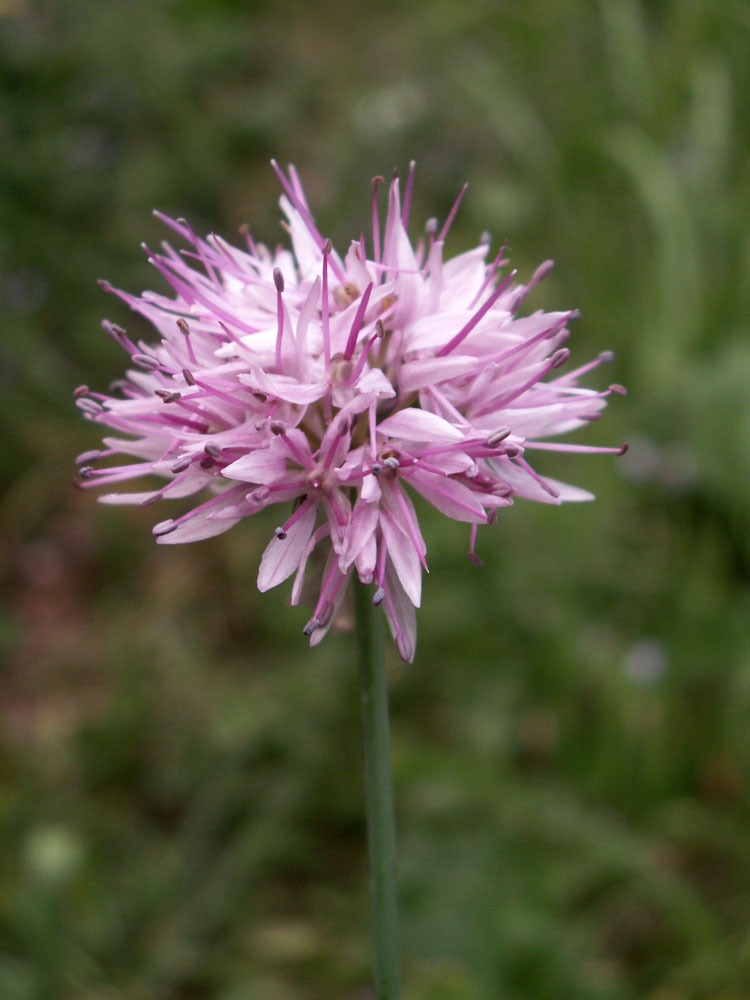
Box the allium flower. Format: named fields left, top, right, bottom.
left=75, top=162, right=625, bottom=661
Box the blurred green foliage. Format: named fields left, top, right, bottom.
left=1, top=0, right=749, bottom=997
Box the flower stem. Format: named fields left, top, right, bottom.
left=353, top=579, right=401, bottom=1000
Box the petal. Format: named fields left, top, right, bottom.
left=488, top=459, right=563, bottom=505
left=222, top=448, right=288, bottom=484
left=339, top=500, right=380, bottom=573
left=380, top=507, right=421, bottom=607
left=381, top=559, right=417, bottom=663
left=398, top=355, right=477, bottom=394
left=406, top=468, right=487, bottom=523
left=377, top=408, right=464, bottom=444
left=156, top=513, right=242, bottom=544
left=257, top=501, right=318, bottom=592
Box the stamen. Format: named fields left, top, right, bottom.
left=437, top=269, right=517, bottom=356
left=274, top=526, right=287, bottom=540
left=75, top=398, right=104, bottom=415
left=467, top=524, right=483, bottom=566
left=131, top=353, right=162, bottom=371
left=342, top=281, right=374, bottom=361
left=468, top=240, right=508, bottom=309
left=523, top=440, right=629, bottom=455
left=402, top=160, right=416, bottom=229
left=182, top=368, right=196, bottom=386
left=73, top=385, right=89, bottom=399
left=372, top=587, right=385, bottom=606
left=438, top=182, right=468, bottom=243
left=344, top=328, right=382, bottom=386
left=274, top=268, right=286, bottom=371
left=171, top=455, right=193, bottom=473
left=303, top=617, right=320, bottom=636
left=177, top=317, right=198, bottom=365
left=322, top=239, right=332, bottom=367
left=371, top=175, right=384, bottom=263
left=152, top=519, right=177, bottom=537
left=486, top=426, right=512, bottom=447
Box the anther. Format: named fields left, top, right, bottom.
left=252, top=391, right=268, bottom=402
left=246, top=486, right=271, bottom=504
left=467, top=552, right=484, bottom=567
left=609, top=383, right=627, bottom=396
left=73, top=385, right=89, bottom=399
left=155, top=389, right=182, bottom=403
left=176, top=318, right=191, bottom=336
left=131, top=353, right=160, bottom=371
left=333, top=282, right=359, bottom=309
left=618, top=442, right=630, bottom=456
left=486, top=426, right=512, bottom=447
left=270, top=420, right=286, bottom=436
left=75, top=398, right=104, bottom=415
left=303, top=617, right=320, bottom=637
left=171, top=455, right=192, bottom=473
left=182, top=368, right=196, bottom=386
left=204, top=441, right=222, bottom=458
left=108, top=379, right=129, bottom=394
left=503, top=446, right=521, bottom=459
left=372, top=587, right=385, bottom=606
left=371, top=175, right=384, bottom=187
left=199, top=456, right=215, bottom=469
left=371, top=463, right=382, bottom=477
left=375, top=319, right=386, bottom=339
left=550, top=347, right=570, bottom=369
left=101, top=320, right=126, bottom=345
left=425, top=217, right=439, bottom=236
left=152, top=519, right=177, bottom=536
left=274, top=526, right=287, bottom=540
left=383, top=457, right=399, bottom=471
left=599, top=350, right=615, bottom=363
left=273, top=267, right=285, bottom=293
left=486, top=509, right=498, bottom=525
left=78, top=466, right=95, bottom=479
left=323, top=238, right=333, bottom=255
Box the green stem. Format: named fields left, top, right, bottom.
left=354, top=579, right=401, bottom=1000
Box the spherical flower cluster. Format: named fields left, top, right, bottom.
left=75, top=162, right=624, bottom=661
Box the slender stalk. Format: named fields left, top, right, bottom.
left=353, top=579, right=401, bottom=1000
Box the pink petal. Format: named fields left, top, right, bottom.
left=406, top=468, right=487, bottom=523
left=222, top=448, right=287, bottom=483
left=257, top=501, right=317, bottom=592
left=377, top=408, right=463, bottom=443
left=382, top=560, right=417, bottom=663
left=380, top=507, right=422, bottom=607
left=339, top=500, right=380, bottom=573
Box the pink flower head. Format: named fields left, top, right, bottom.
left=75, top=162, right=625, bottom=661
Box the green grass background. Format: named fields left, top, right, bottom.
left=1, top=1, right=749, bottom=997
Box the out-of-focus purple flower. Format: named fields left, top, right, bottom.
left=75, top=163, right=625, bottom=661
